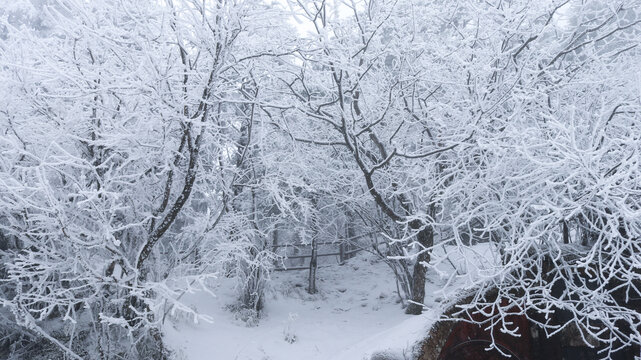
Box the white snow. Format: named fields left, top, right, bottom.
left=331, top=311, right=439, bottom=360
left=164, top=254, right=434, bottom=360
left=163, top=244, right=499, bottom=360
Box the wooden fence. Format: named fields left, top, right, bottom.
left=273, top=242, right=361, bottom=271
left=271, top=231, right=378, bottom=293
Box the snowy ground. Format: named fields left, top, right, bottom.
left=164, top=254, right=428, bottom=360
left=163, top=245, right=497, bottom=360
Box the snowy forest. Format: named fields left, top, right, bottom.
left=1, top=0, right=641, bottom=359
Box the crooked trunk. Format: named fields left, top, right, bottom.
left=405, top=222, right=433, bottom=315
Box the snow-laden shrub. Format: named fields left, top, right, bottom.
left=208, top=215, right=279, bottom=322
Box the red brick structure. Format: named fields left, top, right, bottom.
left=418, top=294, right=638, bottom=360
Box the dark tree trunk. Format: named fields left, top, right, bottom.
left=405, top=222, right=434, bottom=315
left=307, top=196, right=320, bottom=294
left=342, top=214, right=356, bottom=262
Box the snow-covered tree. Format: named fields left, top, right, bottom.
left=0, top=0, right=281, bottom=357
left=428, top=0, right=641, bottom=356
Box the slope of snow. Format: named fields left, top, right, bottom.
left=330, top=310, right=439, bottom=360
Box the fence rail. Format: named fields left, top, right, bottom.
left=272, top=241, right=336, bottom=249
left=272, top=232, right=378, bottom=249
left=274, top=247, right=362, bottom=271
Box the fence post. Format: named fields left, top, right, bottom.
left=308, top=236, right=318, bottom=294
left=339, top=242, right=345, bottom=264
left=346, top=212, right=356, bottom=260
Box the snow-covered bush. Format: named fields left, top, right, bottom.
left=214, top=219, right=278, bottom=321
